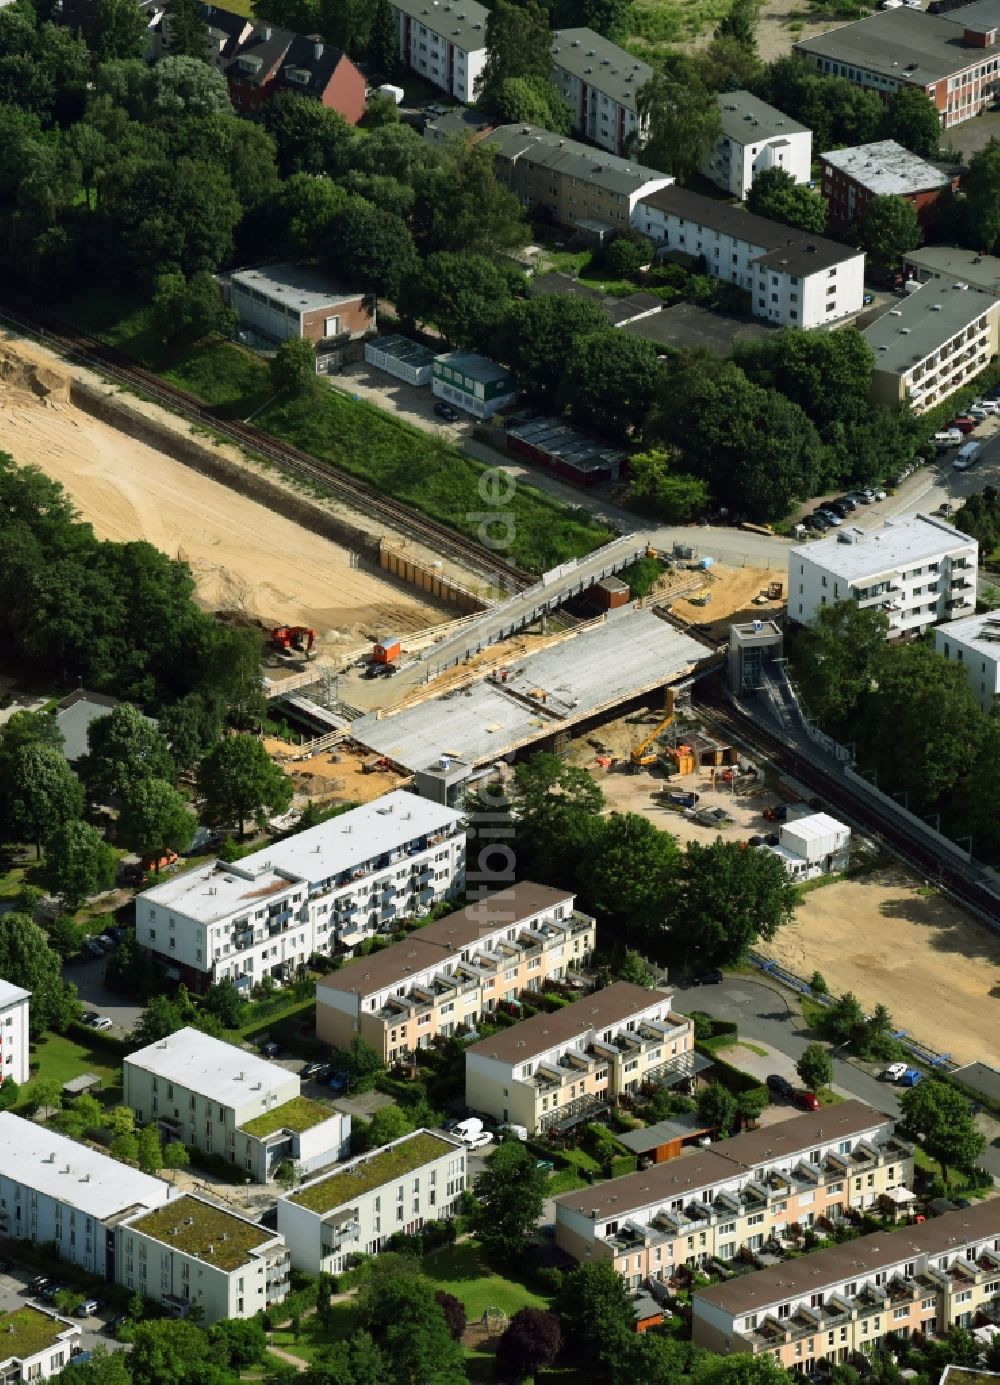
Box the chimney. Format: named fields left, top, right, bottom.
left=313, top=40, right=323, bottom=59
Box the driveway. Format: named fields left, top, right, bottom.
left=64, top=958, right=141, bottom=1035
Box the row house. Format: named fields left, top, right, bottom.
left=555, top=1102, right=913, bottom=1289
left=693, top=1200, right=1000, bottom=1370
left=465, top=982, right=695, bottom=1136
left=316, top=883, right=595, bottom=1062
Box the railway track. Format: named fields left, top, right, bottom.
left=0, top=294, right=535, bottom=593
left=697, top=690, right=1000, bottom=932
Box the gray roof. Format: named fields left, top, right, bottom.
left=905, top=244, right=1000, bottom=295
left=864, top=280, right=997, bottom=374
left=53, top=690, right=144, bottom=765
left=952, top=1060, right=1000, bottom=1104
left=935, top=611, right=1000, bottom=659
left=940, top=0, right=1000, bottom=31
left=389, top=0, right=488, bottom=52
left=433, top=350, right=511, bottom=385
left=717, top=90, right=808, bottom=144
left=622, top=300, right=774, bottom=355
left=483, top=124, right=670, bottom=199
left=822, top=139, right=950, bottom=197
left=550, top=27, right=652, bottom=113
left=795, top=9, right=985, bottom=85
left=617, top=1113, right=713, bottom=1152
left=368, top=333, right=438, bottom=368
left=505, top=416, right=628, bottom=474
left=466, top=982, right=666, bottom=1064
left=229, top=263, right=364, bottom=313
left=425, top=106, right=495, bottom=139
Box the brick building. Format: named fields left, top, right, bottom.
left=821, top=140, right=958, bottom=230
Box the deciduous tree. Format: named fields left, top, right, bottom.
left=46, top=821, right=116, bottom=909
left=698, top=1081, right=738, bottom=1137
left=270, top=337, right=318, bottom=398
left=495, top=1307, right=562, bottom=1382
left=136, top=1125, right=163, bottom=1173
left=323, top=199, right=416, bottom=297
left=635, top=58, right=722, bottom=181
left=858, top=193, right=922, bottom=266
left=747, top=166, right=827, bottom=234
left=627, top=449, right=710, bottom=522
left=670, top=839, right=797, bottom=969
left=559, top=329, right=660, bottom=441
left=365, top=1104, right=413, bottom=1149
left=491, top=74, right=572, bottom=133
left=789, top=601, right=889, bottom=725
left=80, top=703, right=175, bottom=800
left=491, top=294, right=608, bottom=406
left=90, top=0, right=148, bottom=61
left=478, top=0, right=551, bottom=108
left=118, top=778, right=197, bottom=863
left=796, top=1042, right=833, bottom=1094
left=199, top=734, right=292, bottom=837
left=472, top=1139, right=547, bottom=1259
left=556, top=1260, right=635, bottom=1368
left=881, top=85, right=940, bottom=159
left=397, top=252, right=513, bottom=349
left=898, top=1080, right=985, bottom=1184
left=5, top=743, right=84, bottom=856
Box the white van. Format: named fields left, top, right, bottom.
left=934, top=429, right=962, bottom=448
left=954, top=442, right=981, bottom=471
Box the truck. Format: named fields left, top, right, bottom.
left=654, top=789, right=699, bottom=810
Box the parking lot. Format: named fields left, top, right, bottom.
left=0, top=1258, right=125, bottom=1358
left=65, top=957, right=141, bottom=1035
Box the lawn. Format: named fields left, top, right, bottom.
left=626, top=0, right=733, bottom=55
left=22, top=1031, right=123, bottom=1106
left=422, top=1242, right=552, bottom=1322
left=539, top=247, right=649, bottom=300
left=269, top=1302, right=359, bottom=1361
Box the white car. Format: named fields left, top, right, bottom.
left=882, top=1062, right=908, bottom=1082
left=973, top=399, right=1000, bottom=414
left=465, top=1131, right=492, bottom=1150
left=90, top=1016, right=113, bottom=1031
left=872, top=488, right=887, bottom=501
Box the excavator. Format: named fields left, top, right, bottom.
left=629, top=688, right=676, bottom=771
left=268, top=626, right=317, bottom=662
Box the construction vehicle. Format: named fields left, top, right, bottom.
left=629, top=690, right=676, bottom=771
left=268, top=626, right=317, bottom=661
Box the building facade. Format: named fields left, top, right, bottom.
left=549, top=27, right=652, bottom=157
left=135, top=792, right=466, bottom=991
left=388, top=0, right=488, bottom=102
left=0, top=1308, right=80, bottom=1382
left=465, top=982, right=695, bottom=1136
left=788, top=514, right=978, bottom=636
left=220, top=21, right=365, bottom=119
left=766, top=812, right=851, bottom=882
left=432, top=352, right=518, bottom=418
left=820, top=140, right=955, bottom=231
left=634, top=187, right=865, bottom=330
left=0, top=981, right=30, bottom=1087
left=706, top=92, right=812, bottom=199
left=124, top=1028, right=350, bottom=1183
left=277, top=1131, right=466, bottom=1273
left=316, top=883, right=596, bottom=1061
left=224, top=264, right=374, bottom=347
left=693, top=1200, right=1000, bottom=1368
left=121, top=1194, right=290, bottom=1323
left=935, top=612, right=1000, bottom=711
left=555, top=1102, right=913, bottom=1288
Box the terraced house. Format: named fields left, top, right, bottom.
left=124, top=1028, right=350, bottom=1182
left=465, top=982, right=695, bottom=1135
left=692, top=1200, right=1000, bottom=1368
left=554, top=1102, right=913, bottom=1288
left=316, top=883, right=596, bottom=1061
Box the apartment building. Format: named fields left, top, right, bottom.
left=865, top=280, right=1000, bottom=412
left=706, top=92, right=812, bottom=199
left=904, top=245, right=1000, bottom=296
left=465, top=982, right=695, bottom=1136
left=124, top=1028, right=350, bottom=1183
left=316, top=883, right=595, bottom=1061
left=0, top=981, right=30, bottom=1086
left=693, top=1200, right=1000, bottom=1368
left=220, top=21, right=365, bottom=119
left=0, top=1307, right=80, bottom=1382
left=121, top=1194, right=290, bottom=1323
left=788, top=514, right=978, bottom=637
left=634, top=187, right=865, bottom=330
left=935, top=612, right=1000, bottom=711
left=135, top=792, right=466, bottom=991
left=223, top=264, right=375, bottom=347
left=388, top=0, right=488, bottom=103
left=549, top=28, right=653, bottom=157
left=277, top=1130, right=466, bottom=1273
left=555, top=1101, right=912, bottom=1288
left=482, top=124, right=672, bottom=239
left=821, top=140, right=956, bottom=232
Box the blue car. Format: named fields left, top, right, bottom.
left=899, top=1068, right=922, bottom=1087
left=328, top=1071, right=349, bottom=1094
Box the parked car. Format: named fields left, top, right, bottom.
left=433, top=401, right=461, bottom=422
left=77, top=1300, right=101, bottom=1317
left=105, top=926, right=126, bottom=944
left=103, top=1316, right=128, bottom=1337
left=809, top=512, right=831, bottom=530
left=882, top=1062, right=908, bottom=1082
left=826, top=501, right=849, bottom=519
left=300, top=1061, right=326, bottom=1080
left=766, top=1074, right=794, bottom=1099
left=691, top=969, right=724, bottom=986
left=794, top=1090, right=822, bottom=1112
left=898, top=1068, right=922, bottom=1087
left=260, top=1041, right=281, bottom=1059
left=82, top=1011, right=99, bottom=1026
left=837, top=495, right=859, bottom=512
left=29, top=1277, right=49, bottom=1295
left=818, top=508, right=843, bottom=526
left=496, top=1122, right=528, bottom=1142
left=934, top=429, right=962, bottom=448
left=96, top=934, right=115, bottom=951
left=465, top=1131, right=492, bottom=1151
left=90, top=1016, right=113, bottom=1032
left=85, top=939, right=107, bottom=959
left=327, top=1071, right=350, bottom=1094
left=872, top=488, right=887, bottom=501
left=951, top=416, right=978, bottom=433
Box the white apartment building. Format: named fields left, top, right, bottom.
left=317, top=883, right=595, bottom=1061
left=549, top=28, right=652, bottom=157
left=634, top=186, right=865, bottom=330
left=0, top=1307, right=80, bottom=1382
left=705, top=91, right=812, bottom=199
left=277, top=1130, right=466, bottom=1273
left=465, top=982, right=695, bottom=1136
left=124, top=1028, right=350, bottom=1183
left=135, top=791, right=466, bottom=991
left=935, top=612, right=1000, bottom=711
left=120, top=1194, right=290, bottom=1323
left=0, top=981, right=30, bottom=1086
left=789, top=514, right=978, bottom=637
left=555, top=1102, right=912, bottom=1287
left=388, top=0, right=487, bottom=103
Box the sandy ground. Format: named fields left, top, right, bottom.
left=668, top=564, right=784, bottom=640
left=264, top=735, right=407, bottom=805
left=0, top=336, right=447, bottom=664
left=755, top=0, right=844, bottom=63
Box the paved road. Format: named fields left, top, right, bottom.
left=64, top=958, right=141, bottom=1035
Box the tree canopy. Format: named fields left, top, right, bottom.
left=747, top=167, right=827, bottom=234
left=0, top=913, right=78, bottom=1033
left=199, top=735, right=292, bottom=837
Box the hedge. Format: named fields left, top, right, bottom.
left=609, top=1153, right=638, bottom=1178
left=697, top=1045, right=768, bottom=1099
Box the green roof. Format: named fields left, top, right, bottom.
left=0, top=1308, right=68, bottom=1362
left=128, top=1196, right=274, bottom=1272
left=241, top=1095, right=333, bottom=1138
left=290, top=1133, right=454, bottom=1214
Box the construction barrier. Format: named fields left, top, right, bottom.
left=378, top=542, right=487, bottom=613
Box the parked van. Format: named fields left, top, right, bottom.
left=934, top=429, right=962, bottom=448
left=954, top=442, right=981, bottom=470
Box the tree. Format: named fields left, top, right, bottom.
left=698, top=1081, right=738, bottom=1138
left=150, top=270, right=236, bottom=347
left=796, top=1042, right=833, bottom=1094
left=148, top=55, right=231, bottom=116
left=961, top=138, right=1000, bottom=252
left=367, top=0, right=397, bottom=74
left=357, top=1271, right=467, bottom=1385
left=264, top=92, right=358, bottom=177
left=478, top=0, right=551, bottom=109
left=734, top=328, right=876, bottom=439
left=788, top=601, right=889, bottom=725
left=715, top=0, right=759, bottom=51
left=199, top=734, right=292, bottom=837
left=492, top=294, right=608, bottom=406
left=107, top=1106, right=136, bottom=1138
left=578, top=812, right=681, bottom=948
left=397, top=252, right=513, bottom=349
left=898, top=1080, right=985, bottom=1184
left=617, top=950, right=655, bottom=987
left=90, top=0, right=148, bottom=60
left=495, top=1307, right=562, bottom=1382
left=736, top=1086, right=767, bottom=1128
left=881, top=84, right=940, bottom=158
left=627, top=449, right=710, bottom=522
left=274, top=1160, right=297, bottom=1192
left=128, top=1319, right=217, bottom=1385
left=137, top=1125, right=163, bottom=1174
left=201, top=980, right=247, bottom=1028
left=0, top=1080, right=20, bottom=1111
left=132, top=994, right=191, bottom=1045
left=208, top=1318, right=267, bottom=1369
left=635, top=59, right=722, bottom=181
left=414, top=141, right=527, bottom=255
left=604, top=232, right=653, bottom=276
left=80, top=703, right=175, bottom=801
left=747, top=166, right=827, bottom=234
left=46, top=820, right=116, bottom=909
left=324, top=199, right=415, bottom=297
left=165, top=0, right=209, bottom=58
left=110, top=1131, right=140, bottom=1164
left=270, top=337, right=318, bottom=398
left=697, top=1358, right=795, bottom=1385
left=343, top=1035, right=384, bottom=1093
left=560, top=330, right=661, bottom=441
left=492, top=75, right=572, bottom=134
left=556, top=1260, right=635, bottom=1368
left=0, top=913, right=78, bottom=1033
left=366, top=1104, right=413, bottom=1149
left=157, top=694, right=223, bottom=773
left=5, top=743, right=84, bottom=856
left=823, top=992, right=866, bottom=1048
left=162, top=1141, right=190, bottom=1181
left=118, top=778, right=197, bottom=863
left=670, top=840, right=797, bottom=970
left=472, top=1139, right=547, bottom=1259
left=434, top=1289, right=466, bottom=1341
left=858, top=194, right=921, bottom=267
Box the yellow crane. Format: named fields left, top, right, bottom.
left=629, top=688, right=676, bottom=771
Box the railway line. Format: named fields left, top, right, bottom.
left=0, top=294, right=535, bottom=593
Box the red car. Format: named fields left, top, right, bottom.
left=951, top=417, right=977, bottom=433
left=794, top=1090, right=821, bottom=1112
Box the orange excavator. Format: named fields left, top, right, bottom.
left=269, top=626, right=317, bottom=661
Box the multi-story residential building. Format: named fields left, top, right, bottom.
left=549, top=28, right=653, bottom=157
left=0, top=1112, right=171, bottom=1279
left=555, top=1101, right=912, bottom=1288
left=124, top=1028, right=350, bottom=1182
left=277, top=1130, right=466, bottom=1273
left=692, top=1200, right=1000, bottom=1368
left=316, top=883, right=595, bottom=1062
left=483, top=124, right=672, bottom=239
left=788, top=514, right=978, bottom=637
left=935, top=612, right=1000, bottom=711
left=120, top=1194, right=290, bottom=1323
left=222, top=264, right=375, bottom=349
left=706, top=92, right=812, bottom=199
left=795, top=6, right=1000, bottom=130
left=865, top=280, right=1000, bottom=412
left=135, top=791, right=466, bottom=991
left=465, top=982, right=695, bottom=1135
left=634, top=187, right=865, bottom=330
left=820, top=140, right=956, bottom=231
left=388, top=0, right=488, bottom=103
left=904, top=245, right=1000, bottom=296
left=0, top=1307, right=80, bottom=1381
left=218, top=20, right=365, bottom=119
left=0, top=981, right=30, bottom=1086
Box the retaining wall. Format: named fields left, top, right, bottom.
left=378, top=543, right=486, bottom=613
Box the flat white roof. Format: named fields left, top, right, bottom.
left=0, top=1112, right=169, bottom=1220
left=821, top=140, right=949, bottom=197
left=126, top=1026, right=294, bottom=1110
left=781, top=812, right=849, bottom=844
left=138, top=791, right=463, bottom=923
left=0, top=981, right=29, bottom=1010
left=936, top=612, right=1000, bottom=659
left=791, top=514, right=976, bottom=582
